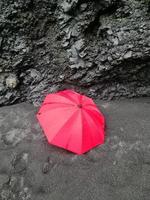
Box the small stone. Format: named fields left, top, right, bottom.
left=61, top=0, right=78, bottom=13
left=80, top=3, right=87, bottom=11
left=59, top=75, right=64, bottom=79
left=12, top=153, right=28, bottom=173
left=61, top=2, right=71, bottom=13
left=108, top=56, right=113, bottom=61
left=79, top=51, right=87, bottom=58
left=107, top=29, right=113, bottom=35
left=71, top=26, right=80, bottom=37
left=128, top=44, right=134, bottom=49
left=124, top=51, right=132, bottom=59
left=6, top=74, right=18, bottom=89
left=86, top=62, right=92, bottom=68
left=12, top=59, right=23, bottom=67
left=22, top=153, right=29, bottom=163
left=62, top=41, right=69, bottom=48
left=36, top=40, right=45, bottom=47
left=74, top=39, right=84, bottom=51
left=112, top=37, right=119, bottom=45
left=42, top=162, right=49, bottom=174
left=9, top=176, right=18, bottom=189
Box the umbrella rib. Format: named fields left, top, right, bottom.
left=65, top=110, right=81, bottom=150
left=84, top=104, right=103, bottom=114
left=83, top=109, right=104, bottom=139
left=42, top=102, right=74, bottom=107
left=83, top=110, right=95, bottom=150
left=83, top=103, right=96, bottom=107
left=83, top=105, right=101, bottom=113
left=58, top=92, right=79, bottom=104
left=80, top=109, right=84, bottom=154
left=79, top=94, right=83, bottom=105
left=81, top=109, right=93, bottom=153
left=66, top=111, right=77, bottom=149
left=85, top=108, right=104, bottom=128
left=84, top=108, right=105, bottom=126
left=37, top=106, right=75, bottom=117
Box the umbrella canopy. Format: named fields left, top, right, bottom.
left=37, top=90, right=105, bottom=154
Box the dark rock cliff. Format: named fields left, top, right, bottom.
left=0, top=0, right=150, bottom=105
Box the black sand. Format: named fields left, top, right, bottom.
left=0, top=98, right=150, bottom=200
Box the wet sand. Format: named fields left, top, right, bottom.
left=0, top=98, right=150, bottom=200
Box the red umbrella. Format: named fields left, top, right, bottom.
left=37, top=90, right=105, bottom=154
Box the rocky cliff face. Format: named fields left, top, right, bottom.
left=0, top=0, right=150, bottom=106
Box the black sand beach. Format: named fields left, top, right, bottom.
left=0, top=98, right=150, bottom=200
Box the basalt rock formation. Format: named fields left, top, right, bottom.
left=0, top=0, right=150, bottom=105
